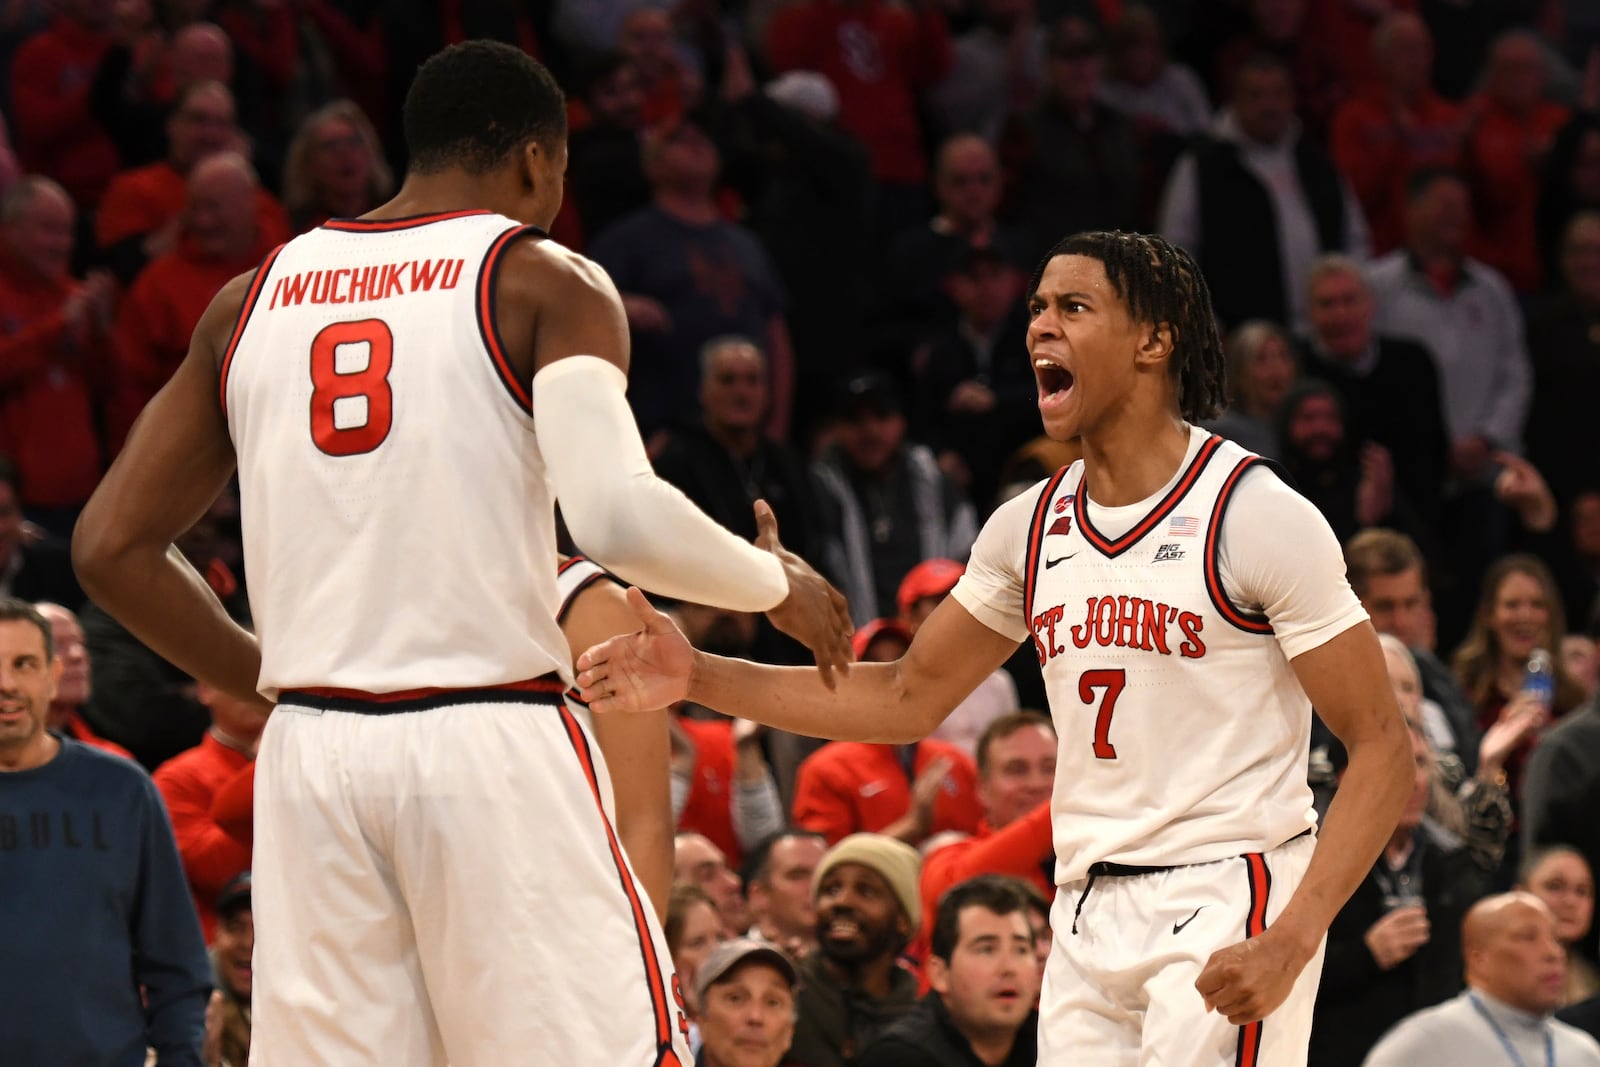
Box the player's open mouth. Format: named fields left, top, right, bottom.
left=1035, top=360, right=1074, bottom=404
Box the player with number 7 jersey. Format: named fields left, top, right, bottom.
left=575, top=231, right=1416, bottom=1067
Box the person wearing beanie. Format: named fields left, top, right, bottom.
left=789, top=834, right=923, bottom=1067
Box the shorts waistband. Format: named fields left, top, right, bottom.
left=280, top=674, right=568, bottom=715
left=1084, top=827, right=1315, bottom=880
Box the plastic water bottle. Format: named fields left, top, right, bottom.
left=1521, top=648, right=1555, bottom=711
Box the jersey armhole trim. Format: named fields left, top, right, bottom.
left=217, top=242, right=287, bottom=412
left=474, top=223, right=544, bottom=413
left=1204, top=457, right=1276, bottom=635
left=1022, top=467, right=1072, bottom=627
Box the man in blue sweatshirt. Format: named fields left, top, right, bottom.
left=0, top=597, right=210, bottom=1065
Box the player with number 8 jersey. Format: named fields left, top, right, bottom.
left=71, top=41, right=853, bottom=1067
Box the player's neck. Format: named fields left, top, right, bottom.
left=1080, top=410, right=1191, bottom=508
left=366, top=176, right=503, bottom=222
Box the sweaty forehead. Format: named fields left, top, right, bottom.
left=1035, top=254, right=1111, bottom=295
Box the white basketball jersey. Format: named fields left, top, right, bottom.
left=222, top=210, right=571, bottom=697
left=556, top=556, right=618, bottom=624
left=1022, top=434, right=1320, bottom=883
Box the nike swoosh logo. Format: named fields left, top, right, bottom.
left=859, top=782, right=888, bottom=798
left=1174, top=906, right=1205, bottom=935
left=1045, top=553, right=1078, bottom=568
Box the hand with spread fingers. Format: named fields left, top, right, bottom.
left=576, top=587, right=694, bottom=714
left=753, top=499, right=855, bottom=689
left=1195, top=927, right=1313, bottom=1025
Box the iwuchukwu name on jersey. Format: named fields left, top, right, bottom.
left=266, top=256, right=466, bottom=309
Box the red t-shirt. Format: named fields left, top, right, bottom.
left=154, top=733, right=254, bottom=943
left=765, top=0, right=951, bottom=184
left=792, top=739, right=982, bottom=845
left=677, top=716, right=744, bottom=867
left=8, top=18, right=120, bottom=207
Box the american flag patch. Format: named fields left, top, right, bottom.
left=1168, top=516, right=1200, bottom=537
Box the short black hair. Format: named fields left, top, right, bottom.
left=1405, top=164, right=1468, bottom=203
left=402, top=41, right=567, bottom=176
left=0, top=597, right=53, bottom=660
left=930, top=875, right=1034, bottom=962
left=1028, top=231, right=1227, bottom=421
left=740, top=828, right=827, bottom=889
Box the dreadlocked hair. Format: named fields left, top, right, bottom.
left=1027, top=231, right=1228, bottom=421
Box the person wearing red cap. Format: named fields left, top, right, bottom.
left=791, top=620, right=982, bottom=848
left=899, top=559, right=1020, bottom=757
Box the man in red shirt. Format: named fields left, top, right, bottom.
left=153, top=674, right=265, bottom=943
left=766, top=0, right=951, bottom=231
left=791, top=619, right=983, bottom=846
left=34, top=600, right=131, bottom=759
left=8, top=0, right=122, bottom=208
left=1462, top=31, right=1571, bottom=293
left=110, top=151, right=279, bottom=447
left=914, top=711, right=1057, bottom=970
left=0, top=176, right=115, bottom=525
left=96, top=80, right=290, bottom=284
left=1331, top=12, right=1463, bottom=254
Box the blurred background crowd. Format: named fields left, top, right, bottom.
left=2, top=0, right=1600, bottom=1064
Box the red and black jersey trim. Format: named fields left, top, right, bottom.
left=1074, top=434, right=1225, bottom=558
left=1022, top=467, right=1072, bottom=626
left=1204, top=457, right=1277, bottom=635
left=217, top=242, right=287, bottom=410
left=1235, top=852, right=1273, bottom=1067
left=474, top=223, right=548, bottom=413
left=320, top=209, right=494, bottom=232
left=557, top=706, right=683, bottom=1064
left=279, top=674, right=566, bottom=714
left=557, top=554, right=624, bottom=625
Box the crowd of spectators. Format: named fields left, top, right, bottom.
left=3, top=0, right=1600, bottom=1063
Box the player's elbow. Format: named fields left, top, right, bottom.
left=560, top=488, right=646, bottom=573
left=71, top=503, right=137, bottom=599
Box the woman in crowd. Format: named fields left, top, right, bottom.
left=666, top=883, right=724, bottom=1020
left=1519, top=845, right=1600, bottom=1005
left=280, top=98, right=393, bottom=232
left=1203, top=319, right=1297, bottom=459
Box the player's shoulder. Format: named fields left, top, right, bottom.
left=499, top=232, right=619, bottom=302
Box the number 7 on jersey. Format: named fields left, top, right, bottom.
left=1077, top=669, right=1125, bottom=760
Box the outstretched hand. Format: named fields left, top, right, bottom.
left=576, top=587, right=695, bottom=713
left=754, top=499, right=855, bottom=689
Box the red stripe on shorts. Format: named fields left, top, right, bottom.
left=1235, top=852, right=1273, bottom=1067
left=558, top=707, right=680, bottom=1061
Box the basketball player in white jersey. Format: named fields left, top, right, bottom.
left=577, top=231, right=1417, bottom=1065
left=71, top=41, right=852, bottom=1067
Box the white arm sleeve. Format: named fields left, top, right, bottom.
left=534, top=356, right=789, bottom=612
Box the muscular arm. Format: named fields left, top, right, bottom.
left=509, top=243, right=789, bottom=612
left=71, top=273, right=269, bottom=713
left=562, top=577, right=675, bottom=924
left=675, top=595, right=1017, bottom=744
left=1274, top=621, right=1413, bottom=957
